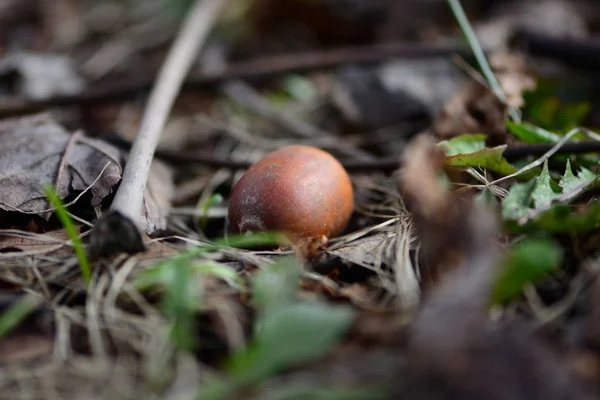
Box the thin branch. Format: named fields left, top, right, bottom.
left=1, top=31, right=598, bottom=118
left=490, top=128, right=580, bottom=185
left=447, top=0, right=521, bottom=123
left=512, top=30, right=600, bottom=70
left=110, top=0, right=226, bottom=227
left=106, top=134, right=600, bottom=173
left=0, top=41, right=477, bottom=117
left=90, top=0, right=226, bottom=257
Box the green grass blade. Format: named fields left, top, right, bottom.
left=447, top=0, right=520, bottom=122
left=0, top=294, right=42, bottom=337
left=199, top=193, right=223, bottom=232
left=44, top=186, right=92, bottom=284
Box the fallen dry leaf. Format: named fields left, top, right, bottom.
left=0, top=113, right=174, bottom=233
left=0, top=114, right=121, bottom=218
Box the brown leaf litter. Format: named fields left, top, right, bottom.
left=0, top=113, right=174, bottom=233
left=0, top=113, right=121, bottom=217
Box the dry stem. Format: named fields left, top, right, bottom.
left=90, top=0, right=227, bottom=257
left=111, top=0, right=227, bottom=228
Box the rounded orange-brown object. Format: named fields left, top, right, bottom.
left=228, top=145, right=354, bottom=240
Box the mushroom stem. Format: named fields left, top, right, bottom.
left=90, top=0, right=226, bottom=258
left=112, top=0, right=226, bottom=226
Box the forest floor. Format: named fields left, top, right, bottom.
left=2, top=1, right=600, bottom=399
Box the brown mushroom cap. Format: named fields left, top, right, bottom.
left=228, top=145, right=354, bottom=239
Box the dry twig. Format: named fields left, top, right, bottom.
left=90, top=0, right=227, bottom=258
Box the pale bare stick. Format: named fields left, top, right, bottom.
left=90, top=0, right=227, bottom=258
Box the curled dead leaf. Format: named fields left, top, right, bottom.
left=0, top=114, right=175, bottom=234
left=0, top=114, right=121, bottom=218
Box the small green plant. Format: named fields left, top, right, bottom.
left=135, top=231, right=289, bottom=351
left=447, top=0, right=520, bottom=122
left=501, top=160, right=599, bottom=233
left=44, top=186, right=91, bottom=284
left=162, top=255, right=199, bottom=351
left=438, top=133, right=521, bottom=178
left=0, top=294, right=42, bottom=338
left=506, top=121, right=562, bottom=145
left=198, top=193, right=224, bottom=232
left=198, top=257, right=356, bottom=399
left=492, top=238, right=562, bottom=305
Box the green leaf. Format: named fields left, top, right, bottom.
left=502, top=158, right=599, bottom=231
left=531, top=202, right=600, bottom=234
left=256, top=303, right=354, bottom=366
left=491, top=238, right=562, bottom=305
left=135, top=252, right=195, bottom=291
left=136, top=258, right=242, bottom=293
left=436, top=135, right=540, bottom=179
left=228, top=302, right=354, bottom=386
left=134, top=232, right=293, bottom=351
left=135, top=254, right=240, bottom=351
left=221, top=257, right=355, bottom=388
left=216, top=232, right=290, bottom=249
left=137, top=232, right=288, bottom=286
left=506, top=121, right=561, bottom=144
left=0, top=294, right=42, bottom=337
left=502, top=180, right=535, bottom=221
left=444, top=145, right=518, bottom=177
left=559, top=159, right=596, bottom=196
left=437, top=134, right=487, bottom=156
left=447, top=0, right=519, bottom=121
left=44, top=186, right=91, bottom=284
left=161, top=257, right=200, bottom=351
left=531, top=161, right=560, bottom=209
left=199, top=193, right=224, bottom=232
left=194, top=262, right=245, bottom=290
left=268, top=92, right=292, bottom=111
left=252, top=257, right=301, bottom=311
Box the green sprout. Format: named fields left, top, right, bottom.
left=44, top=186, right=92, bottom=284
